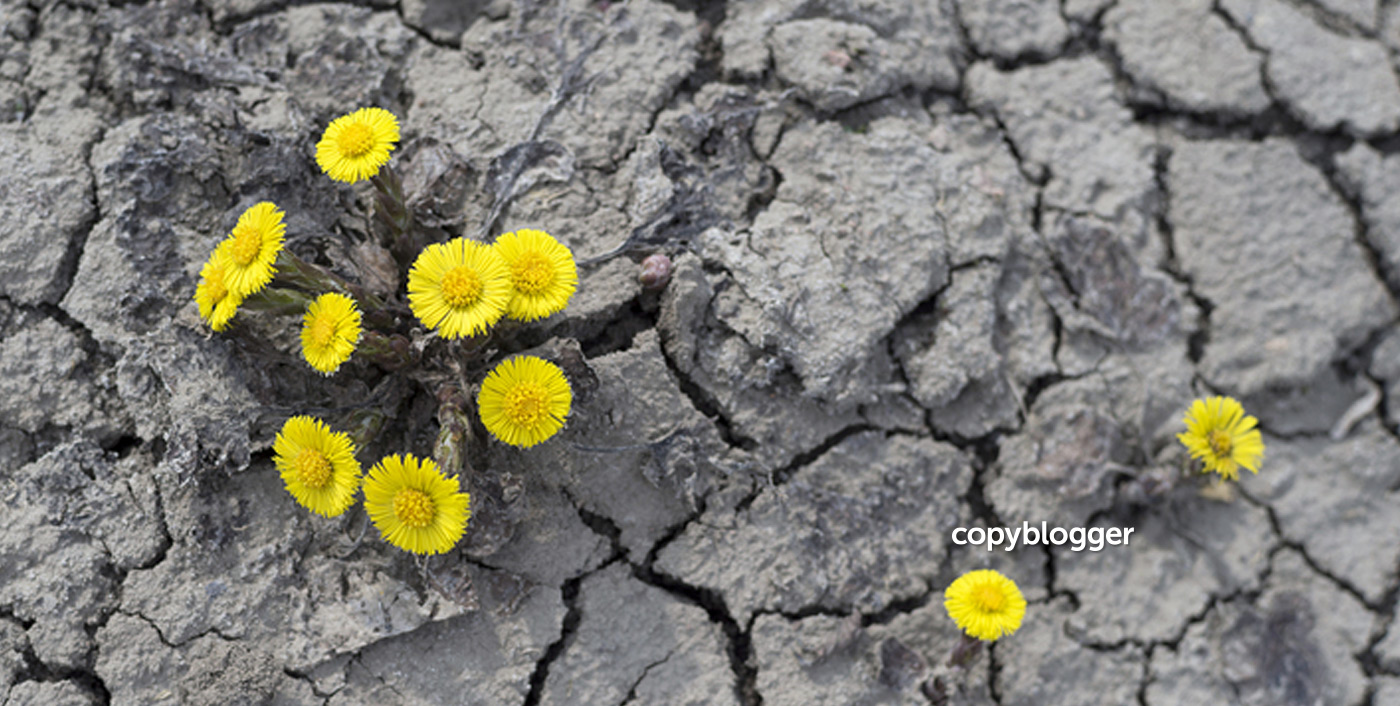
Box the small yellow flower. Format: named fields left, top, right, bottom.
left=300, top=292, right=362, bottom=374
left=944, top=569, right=1026, bottom=641
left=315, top=107, right=400, bottom=183
left=1177, top=396, right=1265, bottom=481
left=478, top=356, right=572, bottom=448
left=407, top=237, right=512, bottom=339
left=273, top=415, right=362, bottom=517
left=363, top=454, right=471, bottom=555
left=493, top=229, right=578, bottom=321
left=220, top=202, right=285, bottom=297
left=194, top=240, right=243, bottom=332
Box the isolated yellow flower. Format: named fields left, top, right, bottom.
left=1177, top=396, right=1265, bottom=481
left=493, top=229, right=578, bottom=321
left=407, top=237, right=511, bottom=339
left=945, top=569, right=1026, bottom=641
left=220, top=202, right=285, bottom=297
left=194, top=240, right=243, bottom=332
left=273, top=415, right=362, bottom=517
left=316, top=107, right=400, bottom=183
left=300, top=292, right=362, bottom=374
left=363, top=454, right=471, bottom=555
left=478, top=356, right=572, bottom=448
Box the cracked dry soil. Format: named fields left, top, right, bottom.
left=2, top=0, right=1400, bottom=704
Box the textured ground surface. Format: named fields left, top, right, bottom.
left=1, top=0, right=1399, bottom=704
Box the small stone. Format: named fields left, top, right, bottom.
left=639, top=252, right=674, bottom=291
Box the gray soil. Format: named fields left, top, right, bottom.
left=2, top=0, right=1399, bottom=704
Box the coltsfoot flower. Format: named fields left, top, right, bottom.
left=315, top=107, right=400, bottom=183
left=194, top=240, right=243, bottom=331
left=363, top=453, right=471, bottom=555
left=407, top=237, right=511, bottom=339
left=273, top=415, right=363, bottom=517
left=944, top=569, right=1026, bottom=641
left=492, top=229, right=578, bottom=321
left=477, top=355, right=572, bottom=448
left=300, top=292, right=362, bottom=374
left=1177, top=395, right=1265, bottom=481
left=220, top=201, right=285, bottom=297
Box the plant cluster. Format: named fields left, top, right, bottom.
left=192, top=107, right=580, bottom=557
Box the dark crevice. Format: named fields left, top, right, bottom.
left=656, top=340, right=760, bottom=452
left=100, top=433, right=141, bottom=459
left=860, top=585, right=934, bottom=628
left=986, top=640, right=1003, bottom=705
left=1149, top=145, right=1215, bottom=364
left=522, top=573, right=590, bottom=706
left=567, top=491, right=627, bottom=564
left=732, top=423, right=874, bottom=513
left=1239, top=490, right=1384, bottom=612
left=281, top=666, right=337, bottom=702
left=11, top=648, right=112, bottom=706
left=631, top=562, right=762, bottom=706
left=1317, top=149, right=1400, bottom=308
left=578, top=296, right=658, bottom=360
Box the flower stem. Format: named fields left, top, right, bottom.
left=370, top=163, right=419, bottom=269
left=272, top=250, right=396, bottom=330
left=432, top=385, right=475, bottom=478
left=240, top=287, right=314, bottom=315
left=946, top=633, right=982, bottom=670
left=358, top=331, right=416, bottom=371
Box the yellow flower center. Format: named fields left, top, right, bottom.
left=504, top=382, right=549, bottom=428
left=295, top=448, right=333, bottom=489
left=393, top=488, right=436, bottom=529
left=1208, top=429, right=1233, bottom=458
left=310, top=315, right=336, bottom=348
left=511, top=252, right=554, bottom=294
left=441, top=265, right=483, bottom=309
left=231, top=223, right=262, bottom=266
left=336, top=122, right=376, bottom=158
left=972, top=583, right=1006, bottom=613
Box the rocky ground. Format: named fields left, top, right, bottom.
left=2, top=0, right=1400, bottom=703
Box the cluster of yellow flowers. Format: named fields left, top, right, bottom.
left=194, top=202, right=286, bottom=332
left=274, top=416, right=470, bottom=554
left=193, top=107, right=581, bottom=556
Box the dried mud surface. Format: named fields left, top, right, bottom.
left=2, top=0, right=1400, bottom=704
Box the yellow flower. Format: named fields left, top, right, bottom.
left=493, top=229, right=578, bottom=321
left=194, top=240, right=243, bottom=332
left=363, top=454, right=471, bottom=555
left=273, top=415, right=362, bottom=517
left=220, top=202, right=285, bottom=297
left=944, top=569, right=1026, bottom=641
left=1177, top=396, right=1265, bottom=481
left=407, top=237, right=512, bottom=339
left=478, top=356, right=572, bottom=448
left=300, top=292, right=362, bottom=374
left=315, top=107, right=400, bottom=183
